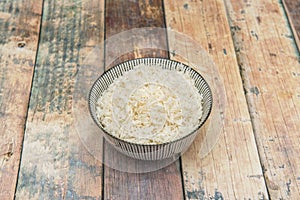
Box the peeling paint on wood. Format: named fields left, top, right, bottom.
left=15, top=0, right=105, bottom=199
left=164, top=0, right=269, bottom=199
left=250, top=86, right=260, bottom=96
left=225, top=0, right=300, bottom=199
left=0, top=0, right=42, bottom=199
left=2, top=0, right=300, bottom=198
left=283, top=0, right=300, bottom=50
left=186, top=190, right=205, bottom=199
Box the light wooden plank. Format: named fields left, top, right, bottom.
left=225, top=0, right=300, bottom=199
left=15, top=0, right=105, bottom=199
left=0, top=0, right=42, bottom=199
left=164, top=0, right=269, bottom=199
left=103, top=0, right=184, bottom=199
left=283, top=0, right=300, bottom=49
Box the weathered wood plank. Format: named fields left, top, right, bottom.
left=105, top=0, right=168, bottom=69
left=225, top=0, right=300, bottom=199
left=15, top=0, right=105, bottom=199
left=164, top=0, right=269, bottom=199
left=103, top=0, right=184, bottom=199
left=0, top=0, right=42, bottom=199
left=283, top=0, right=300, bottom=49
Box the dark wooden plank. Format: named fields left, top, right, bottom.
left=105, top=0, right=168, bottom=69
left=15, top=0, right=105, bottom=199
left=164, top=0, right=269, bottom=199
left=283, top=0, right=300, bottom=49
left=103, top=0, right=184, bottom=199
left=225, top=0, right=300, bottom=199
left=0, top=0, right=43, bottom=199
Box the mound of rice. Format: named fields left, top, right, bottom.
left=96, top=64, right=203, bottom=144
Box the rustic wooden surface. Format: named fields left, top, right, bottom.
left=165, top=0, right=268, bottom=199
left=103, top=0, right=183, bottom=199
left=15, top=0, right=105, bottom=199
left=0, top=0, right=42, bottom=199
left=225, top=0, right=300, bottom=199
left=0, top=0, right=300, bottom=199
left=105, top=0, right=168, bottom=66
left=283, top=0, right=300, bottom=49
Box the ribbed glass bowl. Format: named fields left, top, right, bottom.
left=88, top=58, right=213, bottom=160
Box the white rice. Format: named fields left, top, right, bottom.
left=96, top=63, right=203, bottom=144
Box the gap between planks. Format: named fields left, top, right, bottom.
left=224, top=0, right=300, bottom=199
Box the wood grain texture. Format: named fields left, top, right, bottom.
left=164, top=0, right=269, bottom=199
left=0, top=0, right=42, bottom=199
left=225, top=0, right=300, bottom=199
left=105, top=0, right=168, bottom=69
left=15, top=0, right=105, bottom=199
left=283, top=0, right=300, bottom=49
left=103, top=0, right=183, bottom=199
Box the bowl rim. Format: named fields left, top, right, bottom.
left=88, top=57, right=213, bottom=147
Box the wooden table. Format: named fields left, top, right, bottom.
left=1, top=0, right=300, bottom=199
